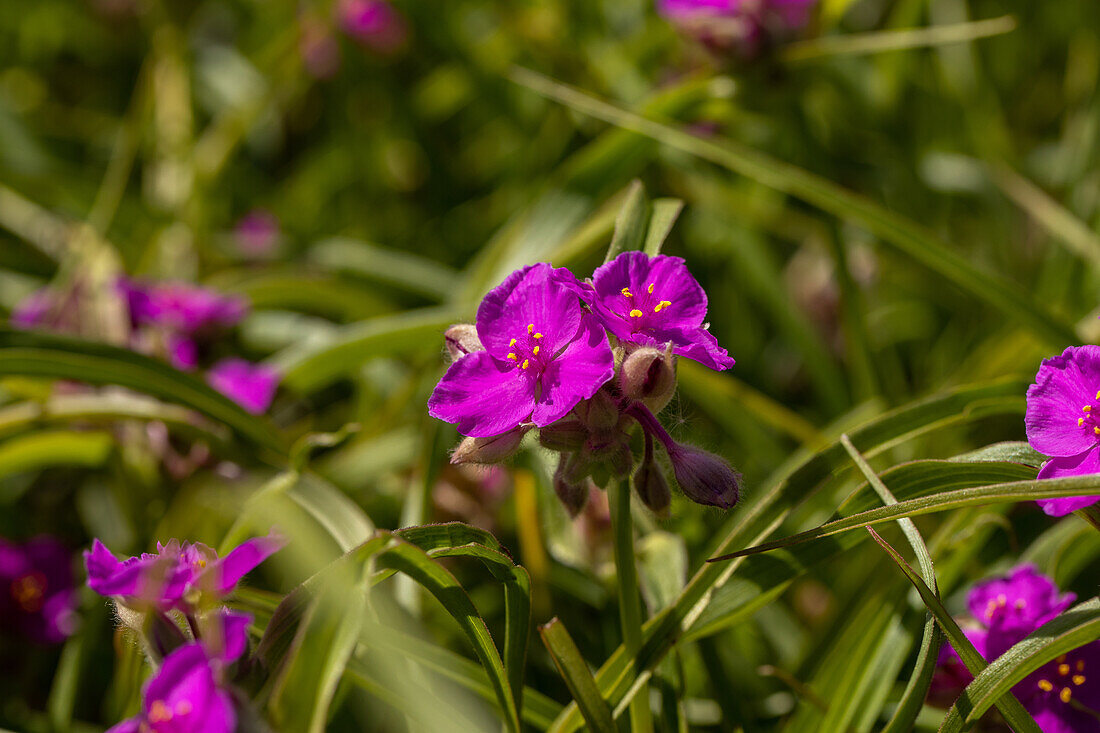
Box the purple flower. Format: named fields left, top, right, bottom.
left=207, top=358, right=280, bottom=414
left=578, top=251, right=735, bottom=371
left=429, top=263, right=615, bottom=437
left=337, top=0, right=408, bottom=54
left=1025, top=345, right=1100, bottom=516
left=10, top=288, right=53, bottom=329
left=84, top=533, right=283, bottom=612
left=121, top=279, right=248, bottom=336
left=658, top=0, right=817, bottom=56
left=934, top=566, right=1100, bottom=732
left=233, top=209, right=279, bottom=256
left=0, top=537, right=79, bottom=644
left=107, top=610, right=251, bottom=733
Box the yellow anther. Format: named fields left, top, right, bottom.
left=997, top=594, right=1006, bottom=607
left=509, top=338, right=517, bottom=347
left=1096, top=390, right=1100, bottom=400
left=1038, top=679, right=1054, bottom=692
left=1060, top=664, right=1071, bottom=676
left=1074, top=675, right=1086, bottom=686
left=197, top=559, right=206, bottom=569
left=1093, top=426, right=1099, bottom=435
left=534, top=333, right=543, bottom=339
left=1059, top=655, right=1068, bottom=663
left=528, top=324, right=534, bottom=334
left=647, top=283, right=654, bottom=294
left=653, top=300, right=672, bottom=313
left=533, top=346, right=540, bottom=355
left=1078, top=660, right=1086, bottom=672
left=1081, top=417, right=1087, bottom=426
left=521, top=359, right=529, bottom=370
left=148, top=700, right=173, bottom=723
left=621, top=287, right=633, bottom=297
left=175, top=700, right=193, bottom=716
left=507, top=353, right=518, bottom=361
left=1085, top=405, right=1092, bottom=412
left=1061, top=687, right=1072, bottom=703
left=629, top=309, right=644, bottom=318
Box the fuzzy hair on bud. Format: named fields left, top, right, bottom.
left=450, top=427, right=527, bottom=465
left=620, top=345, right=677, bottom=413
left=666, top=443, right=740, bottom=509
left=553, top=455, right=590, bottom=517
left=576, top=389, right=620, bottom=431
left=633, top=455, right=671, bottom=517
left=444, top=324, right=484, bottom=361
left=538, top=421, right=587, bottom=452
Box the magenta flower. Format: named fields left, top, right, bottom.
left=207, top=358, right=280, bottom=414
left=658, top=0, right=816, bottom=56
left=337, top=0, right=408, bottom=54
left=429, top=263, right=615, bottom=437
left=233, top=209, right=280, bottom=256
left=934, top=566, right=1099, bottom=732
left=577, top=251, right=735, bottom=371
left=1025, top=345, right=1100, bottom=516
left=0, top=537, right=79, bottom=644
left=107, top=610, right=251, bottom=733
left=9, top=288, right=53, bottom=329
left=84, top=533, right=283, bottom=611
left=121, top=279, right=248, bottom=337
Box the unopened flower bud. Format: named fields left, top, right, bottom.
left=538, top=421, right=587, bottom=452
left=666, top=443, right=740, bottom=509
left=634, top=455, right=671, bottom=517
left=577, top=389, right=620, bottom=431
left=608, top=442, right=633, bottom=478
left=147, top=610, right=189, bottom=661
left=444, top=324, right=483, bottom=361
left=451, top=427, right=528, bottom=465
left=554, top=455, right=589, bottom=517
left=620, top=345, right=677, bottom=413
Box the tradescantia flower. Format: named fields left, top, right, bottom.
left=107, top=610, right=251, bottom=733
left=121, top=279, right=248, bottom=336
left=934, top=566, right=1099, bottom=732
left=657, top=0, right=817, bottom=56
left=207, top=358, right=281, bottom=414
left=429, top=263, right=615, bottom=437
left=1025, top=345, right=1100, bottom=516
left=576, top=251, right=735, bottom=371
left=85, top=533, right=284, bottom=612
left=337, top=0, right=408, bottom=54
left=0, top=537, right=79, bottom=644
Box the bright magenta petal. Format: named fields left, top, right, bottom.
left=202, top=532, right=284, bottom=595
left=428, top=351, right=537, bottom=437
left=1026, top=345, right=1100, bottom=458
left=532, top=315, right=614, bottom=426
left=1036, top=445, right=1100, bottom=516
left=476, top=264, right=582, bottom=357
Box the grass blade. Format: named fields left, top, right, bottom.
left=540, top=618, right=617, bottom=733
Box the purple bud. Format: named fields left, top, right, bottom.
left=538, top=421, right=587, bottom=452
left=666, top=443, right=740, bottom=509
left=451, top=427, right=528, bottom=465
left=634, top=433, right=671, bottom=516
left=620, top=345, right=677, bottom=413
left=553, top=455, right=589, bottom=517
left=444, top=324, right=484, bottom=362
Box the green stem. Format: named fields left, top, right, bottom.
left=608, top=478, right=652, bottom=732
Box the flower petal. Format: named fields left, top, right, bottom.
left=659, top=326, right=736, bottom=371
left=476, top=263, right=582, bottom=358
left=201, top=532, right=284, bottom=596
left=1035, top=445, right=1100, bottom=516
left=531, top=315, right=615, bottom=426
left=428, top=351, right=537, bottom=437
left=592, top=252, right=708, bottom=328
left=1026, top=345, right=1100, bottom=458
left=84, top=540, right=147, bottom=598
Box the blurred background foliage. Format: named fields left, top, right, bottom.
left=2, top=0, right=1100, bottom=730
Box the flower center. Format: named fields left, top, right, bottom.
left=1078, top=392, right=1100, bottom=435
left=619, top=283, right=672, bottom=332
left=1036, top=654, right=1087, bottom=704
left=504, top=323, right=547, bottom=373
left=10, top=572, right=47, bottom=613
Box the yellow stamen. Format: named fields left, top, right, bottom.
left=1060, top=664, right=1071, bottom=676
left=148, top=700, right=173, bottom=723
left=1038, top=679, right=1054, bottom=692
left=196, top=559, right=206, bottom=569
left=521, top=359, right=529, bottom=370
left=507, top=353, right=518, bottom=361
left=1078, top=660, right=1086, bottom=672
left=621, top=287, right=633, bottom=297
left=509, top=338, right=517, bottom=347
left=1015, top=599, right=1026, bottom=609
left=1059, top=655, right=1068, bottom=663
left=533, top=346, right=540, bottom=355
left=1061, top=687, right=1072, bottom=703
left=533, top=333, right=543, bottom=339
left=629, top=309, right=644, bottom=318
left=1093, top=426, right=1099, bottom=435
left=175, top=700, right=193, bottom=716
left=997, top=594, right=1006, bottom=607
left=653, top=300, right=672, bottom=313
left=1074, top=675, right=1086, bottom=686
left=527, top=324, right=534, bottom=334
left=647, top=283, right=654, bottom=294
left=1085, top=405, right=1092, bottom=412
left=1096, top=390, right=1100, bottom=400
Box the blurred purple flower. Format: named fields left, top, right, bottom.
left=84, top=533, right=283, bottom=612
left=0, top=537, right=79, bottom=644
left=658, top=0, right=817, bottom=56
left=337, top=0, right=408, bottom=54
left=1025, top=345, right=1100, bottom=516
left=9, top=288, right=53, bottom=329
left=233, top=209, right=280, bottom=256
left=428, top=263, right=615, bottom=437
left=300, top=19, right=342, bottom=79
left=207, top=358, right=280, bottom=414
left=934, top=566, right=1100, bottom=732
left=575, top=251, right=735, bottom=371
left=120, top=280, right=248, bottom=336
left=107, top=610, right=251, bottom=733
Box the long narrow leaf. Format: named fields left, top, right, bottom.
left=540, top=618, right=616, bottom=733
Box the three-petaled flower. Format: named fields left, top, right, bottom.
left=1025, top=345, right=1100, bottom=515
left=0, top=536, right=79, bottom=644
left=428, top=263, right=615, bottom=437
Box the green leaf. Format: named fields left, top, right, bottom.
left=307, top=236, right=459, bottom=301
left=605, top=179, right=649, bottom=263
left=0, top=431, right=112, bottom=499
left=866, top=529, right=1041, bottom=733
left=950, top=441, right=1044, bottom=466
left=508, top=69, right=1077, bottom=346
left=540, top=618, right=616, bottom=733
left=643, top=198, right=684, bottom=257
left=939, top=597, right=1100, bottom=731
left=0, top=329, right=285, bottom=453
